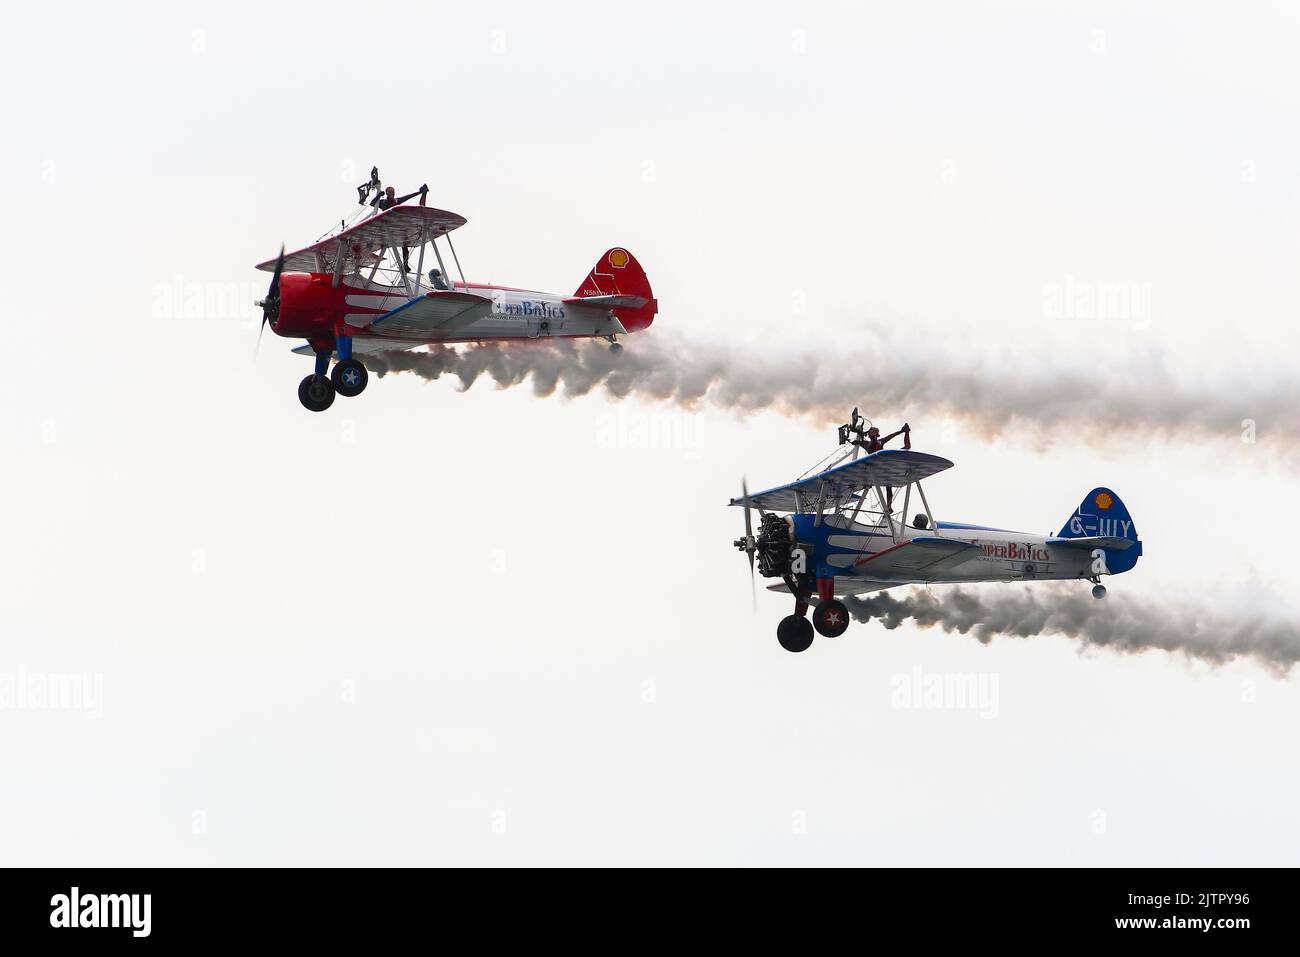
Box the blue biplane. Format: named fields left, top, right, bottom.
left=731, top=412, right=1142, bottom=653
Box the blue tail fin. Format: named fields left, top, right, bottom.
left=1058, top=487, right=1138, bottom=542
left=1058, top=487, right=1141, bottom=573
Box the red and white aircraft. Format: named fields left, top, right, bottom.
left=255, top=202, right=656, bottom=410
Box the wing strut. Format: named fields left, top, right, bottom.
left=331, top=238, right=345, bottom=288
left=364, top=246, right=384, bottom=290
left=381, top=228, right=413, bottom=298
left=915, top=480, right=937, bottom=535
left=431, top=233, right=451, bottom=289
left=873, top=486, right=896, bottom=541
left=446, top=231, right=469, bottom=290
left=413, top=226, right=427, bottom=296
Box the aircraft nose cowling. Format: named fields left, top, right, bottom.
left=270, top=273, right=337, bottom=339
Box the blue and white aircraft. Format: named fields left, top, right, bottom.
left=731, top=413, right=1143, bottom=653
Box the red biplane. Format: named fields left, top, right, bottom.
left=255, top=200, right=656, bottom=410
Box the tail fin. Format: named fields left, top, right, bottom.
left=1058, top=487, right=1142, bottom=572
left=574, top=247, right=657, bottom=332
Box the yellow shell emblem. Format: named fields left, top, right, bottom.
left=1094, top=492, right=1113, bottom=510
left=608, top=249, right=630, bottom=268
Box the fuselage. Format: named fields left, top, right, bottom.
left=272, top=272, right=652, bottom=346
left=790, top=512, right=1141, bottom=585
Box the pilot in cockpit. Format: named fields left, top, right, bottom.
left=428, top=268, right=451, bottom=291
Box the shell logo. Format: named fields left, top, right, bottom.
left=608, top=249, right=630, bottom=268
left=1094, top=492, right=1114, bottom=510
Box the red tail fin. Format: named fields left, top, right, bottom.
left=574, top=247, right=657, bottom=332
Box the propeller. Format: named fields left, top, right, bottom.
left=733, top=476, right=758, bottom=611
left=254, top=244, right=285, bottom=356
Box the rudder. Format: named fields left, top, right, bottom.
left=574, top=247, right=657, bottom=331
left=1058, top=487, right=1138, bottom=542
left=1058, top=487, right=1141, bottom=574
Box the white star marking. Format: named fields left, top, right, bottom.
left=343, top=369, right=360, bottom=385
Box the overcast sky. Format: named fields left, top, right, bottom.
left=2, top=1, right=1298, bottom=865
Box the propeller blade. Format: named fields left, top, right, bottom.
left=261, top=244, right=285, bottom=326
left=255, top=244, right=285, bottom=360
left=742, top=476, right=754, bottom=549
left=742, top=477, right=756, bottom=611
left=268, top=243, right=285, bottom=301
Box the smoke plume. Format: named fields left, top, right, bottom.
left=363, top=329, right=1298, bottom=451
left=840, top=585, right=1300, bottom=675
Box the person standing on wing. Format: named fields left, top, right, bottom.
left=862, top=422, right=912, bottom=513
left=863, top=422, right=910, bottom=453
left=371, top=183, right=428, bottom=210
left=370, top=183, right=429, bottom=272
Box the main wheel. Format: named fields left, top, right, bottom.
left=609, top=342, right=624, bottom=354
left=776, top=615, right=815, bottom=653
left=812, top=599, right=850, bottom=638
left=1092, top=584, right=1107, bottom=599
left=331, top=358, right=368, bottom=397
left=298, top=374, right=335, bottom=412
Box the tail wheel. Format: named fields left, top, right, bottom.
left=331, top=359, right=368, bottom=397
left=776, top=615, right=814, bottom=653
left=812, top=599, right=850, bottom=638
left=298, top=374, right=335, bottom=412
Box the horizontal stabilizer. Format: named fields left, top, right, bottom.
left=562, top=294, right=649, bottom=310
left=1046, top=535, right=1135, bottom=551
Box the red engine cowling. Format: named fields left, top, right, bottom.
left=271, top=273, right=346, bottom=340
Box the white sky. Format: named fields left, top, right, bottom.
left=2, top=0, right=1298, bottom=865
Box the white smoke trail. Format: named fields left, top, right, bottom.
left=839, top=584, right=1300, bottom=675
left=363, top=328, right=1299, bottom=452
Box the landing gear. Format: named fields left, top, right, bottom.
left=298, top=374, right=335, bottom=412
left=609, top=341, right=623, bottom=354
left=1092, top=583, right=1107, bottom=599
left=331, top=358, right=368, bottom=397
left=777, top=615, right=814, bottom=653
left=812, top=599, right=850, bottom=638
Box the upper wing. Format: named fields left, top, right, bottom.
left=256, top=206, right=467, bottom=275
left=732, top=449, right=954, bottom=513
